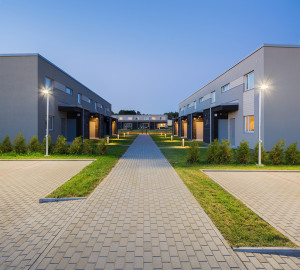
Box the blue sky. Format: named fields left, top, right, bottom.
left=1, top=0, right=300, bottom=114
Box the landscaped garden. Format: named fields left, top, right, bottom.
left=151, top=134, right=299, bottom=247
left=0, top=133, right=137, bottom=198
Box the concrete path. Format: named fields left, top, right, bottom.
left=204, top=171, right=300, bottom=246
left=1, top=137, right=300, bottom=269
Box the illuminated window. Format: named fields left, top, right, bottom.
left=245, top=71, right=254, bottom=91
left=244, top=115, right=254, bottom=132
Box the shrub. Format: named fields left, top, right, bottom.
left=253, top=142, right=268, bottom=164
left=69, top=136, right=83, bottom=155
left=42, top=134, right=52, bottom=154
left=0, top=135, right=13, bottom=153
left=95, top=138, right=107, bottom=155
left=236, top=140, right=251, bottom=164
left=219, top=139, right=233, bottom=164
left=28, top=136, right=41, bottom=152
left=83, top=139, right=94, bottom=155
left=285, top=142, right=299, bottom=165
left=206, top=139, right=221, bottom=164
left=186, top=141, right=200, bottom=164
left=269, top=140, right=286, bottom=165
left=54, top=135, right=68, bottom=154
left=13, top=133, right=27, bottom=154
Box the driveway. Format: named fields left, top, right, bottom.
left=204, top=170, right=300, bottom=246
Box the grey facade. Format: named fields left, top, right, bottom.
left=113, top=115, right=168, bottom=130
left=175, top=44, right=300, bottom=150
left=0, top=54, right=117, bottom=143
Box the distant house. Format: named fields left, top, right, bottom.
left=113, top=115, right=168, bottom=130
left=0, top=54, right=117, bottom=143
left=174, top=44, right=300, bottom=150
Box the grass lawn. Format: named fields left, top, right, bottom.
left=159, top=147, right=297, bottom=247
left=151, top=134, right=205, bottom=148
left=109, top=134, right=138, bottom=145
left=118, top=129, right=172, bottom=135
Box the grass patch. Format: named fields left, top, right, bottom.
left=109, top=134, right=137, bottom=145
left=160, top=147, right=297, bottom=247
left=151, top=134, right=205, bottom=148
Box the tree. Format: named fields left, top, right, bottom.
left=164, top=112, right=179, bottom=120
left=118, top=110, right=138, bottom=115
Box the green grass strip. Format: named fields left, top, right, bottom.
left=160, top=147, right=297, bottom=247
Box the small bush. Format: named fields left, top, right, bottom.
left=269, top=140, right=285, bottom=165
left=253, top=142, right=268, bottom=164
left=83, top=139, right=94, bottom=155
left=0, top=135, right=13, bottom=153
left=95, top=138, right=107, bottom=155
left=28, top=136, right=41, bottom=152
left=206, top=139, right=221, bottom=164
left=69, top=136, right=83, bottom=155
left=13, top=133, right=27, bottom=154
left=186, top=141, right=200, bottom=164
left=286, top=142, right=299, bottom=165
left=54, top=135, right=68, bottom=154
left=43, top=134, right=52, bottom=154
left=219, top=139, right=233, bottom=164
left=236, top=140, right=251, bottom=164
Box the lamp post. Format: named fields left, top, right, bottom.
left=258, top=84, right=268, bottom=166
left=43, top=89, right=50, bottom=156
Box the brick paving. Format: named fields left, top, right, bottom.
left=1, top=139, right=300, bottom=269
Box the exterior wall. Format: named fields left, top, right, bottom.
left=37, top=56, right=111, bottom=142
left=0, top=55, right=38, bottom=142
left=178, top=47, right=265, bottom=148
left=263, top=46, right=300, bottom=150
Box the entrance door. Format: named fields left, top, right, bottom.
left=218, top=119, right=228, bottom=143
left=67, top=119, right=76, bottom=142
left=230, top=118, right=235, bottom=146
left=196, top=121, right=203, bottom=140
left=89, top=121, right=96, bottom=139
left=183, top=122, right=187, bottom=137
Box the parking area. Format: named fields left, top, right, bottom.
left=0, top=160, right=92, bottom=268
left=204, top=170, right=300, bottom=246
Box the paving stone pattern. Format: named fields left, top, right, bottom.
left=1, top=139, right=300, bottom=269
left=204, top=171, right=300, bottom=246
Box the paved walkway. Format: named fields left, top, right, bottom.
left=204, top=171, right=300, bottom=246
left=1, top=137, right=300, bottom=269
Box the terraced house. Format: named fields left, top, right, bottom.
left=0, top=54, right=117, bottom=143
left=113, top=114, right=168, bottom=130
left=174, top=44, right=300, bottom=150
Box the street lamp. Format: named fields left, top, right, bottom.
left=42, top=88, right=50, bottom=156
left=258, top=84, right=268, bottom=166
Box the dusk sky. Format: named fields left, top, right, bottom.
left=1, top=0, right=300, bottom=114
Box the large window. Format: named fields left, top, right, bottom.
left=45, top=77, right=53, bottom=92
left=244, top=115, right=254, bottom=133
left=199, top=97, right=203, bottom=103
left=211, top=91, right=216, bottom=103
left=221, top=84, right=230, bottom=92
left=245, top=71, right=254, bottom=91
left=78, top=94, right=82, bottom=104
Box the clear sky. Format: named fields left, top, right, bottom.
left=1, top=0, right=300, bottom=114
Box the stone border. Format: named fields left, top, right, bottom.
left=39, top=197, right=87, bottom=203
left=202, top=169, right=300, bottom=172
left=234, top=247, right=300, bottom=257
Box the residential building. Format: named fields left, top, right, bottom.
left=0, top=54, right=117, bottom=143
left=113, top=115, right=168, bottom=130
left=174, top=44, right=300, bottom=150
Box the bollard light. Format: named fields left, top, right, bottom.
left=171, top=135, right=173, bottom=141
left=117, top=134, right=119, bottom=140
left=107, top=137, right=109, bottom=144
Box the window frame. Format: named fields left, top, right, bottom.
left=244, top=71, right=254, bottom=91
left=65, top=87, right=73, bottom=95
left=199, top=97, right=203, bottom=103
left=211, top=91, right=216, bottom=103
left=221, top=83, right=230, bottom=93
left=45, top=77, right=54, bottom=93
left=78, top=93, right=82, bottom=104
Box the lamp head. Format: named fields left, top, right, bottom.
left=260, top=84, right=269, bottom=90
left=42, top=88, right=50, bottom=95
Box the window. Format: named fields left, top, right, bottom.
left=244, top=115, right=254, bottom=132
left=128, top=117, right=133, bottom=120
left=221, top=84, right=230, bottom=92
left=194, top=101, right=196, bottom=110
left=245, top=71, right=254, bottom=91
left=88, top=98, right=92, bottom=104
left=78, top=94, right=82, bottom=104
left=95, top=102, right=97, bottom=111
left=211, top=91, right=216, bottom=103
left=199, top=97, right=203, bottom=103
left=119, top=117, right=123, bottom=120
left=152, top=117, right=156, bottom=120
left=46, top=116, right=54, bottom=131
left=45, top=77, right=53, bottom=92
left=66, top=87, right=73, bottom=95
left=144, top=117, right=149, bottom=120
